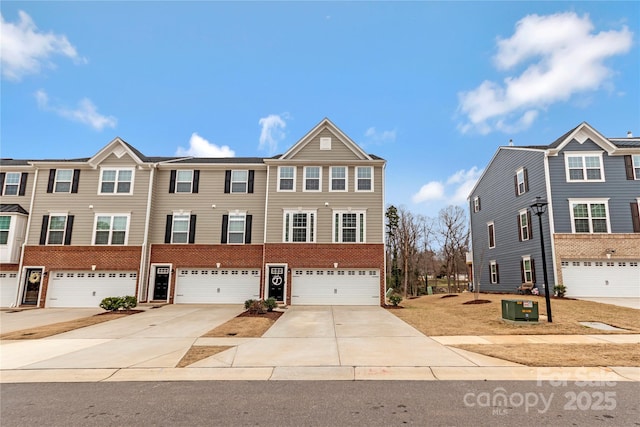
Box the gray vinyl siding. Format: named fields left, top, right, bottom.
left=470, top=147, right=555, bottom=293
left=292, top=129, right=365, bottom=161
left=548, top=138, right=640, bottom=233
left=149, top=166, right=267, bottom=244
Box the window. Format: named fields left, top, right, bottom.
left=356, top=167, right=373, bottom=191
left=632, top=199, right=640, bottom=233
left=330, top=166, right=347, bottom=191
left=333, top=210, right=366, bottom=243
left=518, top=210, right=532, bottom=241
left=171, top=214, right=190, bottom=243
left=473, top=196, right=481, bottom=213
left=634, top=155, right=640, bottom=179
left=515, top=168, right=528, bottom=195
left=47, top=215, right=68, bottom=244
left=54, top=170, right=73, bottom=193
left=488, top=222, right=495, bottom=248
left=94, top=214, right=129, bottom=245
left=283, top=210, right=316, bottom=242
left=227, top=213, right=246, bottom=244
left=569, top=199, right=610, bottom=233
left=231, top=170, right=248, bottom=193
left=100, top=168, right=133, bottom=194
left=173, top=170, right=197, bottom=193
left=489, top=261, right=499, bottom=284
left=278, top=166, right=295, bottom=191
left=0, top=216, right=10, bottom=244
left=521, top=256, right=534, bottom=283
left=2, top=172, right=21, bottom=195
left=304, top=166, right=321, bottom=191
left=565, top=153, right=604, bottom=182
left=624, top=155, right=640, bottom=180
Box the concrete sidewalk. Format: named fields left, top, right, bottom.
left=1, top=305, right=639, bottom=383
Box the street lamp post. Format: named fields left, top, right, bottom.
left=530, top=196, right=553, bottom=323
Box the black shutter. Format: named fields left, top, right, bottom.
left=189, top=215, right=196, bottom=244
left=0, top=173, right=5, bottom=195
left=631, top=203, right=640, bottom=232
left=245, top=215, right=252, bottom=244
left=527, top=211, right=533, bottom=239
left=248, top=170, right=254, bottom=194
left=517, top=214, right=522, bottom=241
left=165, top=215, right=173, bottom=243
left=224, top=170, right=231, bottom=193
left=523, top=168, right=529, bottom=192
left=221, top=214, right=229, bottom=244
left=71, top=169, right=81, bottom=193
left=477, top=197, right=481, bottom=211
left=624, top=155, right=634, bottom=180
left=18, top=172, right=28, bottom=196
left=193, top=170, right=200, bottom=193
left=47, top=169, right=56, bottom=193
left=169, top=170, right=176, bottom=193
left=531, top=258, right=537, bottom=284
left=520, top=260, right=525, bottom=283
left=64, top=215, right=74, bottom=245
left=514, top=175, right=519, bottom=196
left=40, top=215, right=49, bottom=245
left=496, top=263, right=500, bottom=284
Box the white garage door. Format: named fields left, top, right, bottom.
left=174, top=268, right=260, bottom=304
left=0, top=271, right=19, bottom=308
left=562, top=260, right=640, bottom=298
left=47, top=271, right=138, bottom=308
left=291, top=269, right=381, bottom=305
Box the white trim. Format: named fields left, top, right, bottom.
left=265, top=263, right=288, bottom=302
left=473, top=196, right=480, bottom=213
left=230, top=169, right=249, bottom=193
left=139, top=164, right=156, bottom=302
left=303, top=166, right=322, bottom=192
left=2, top=172, right=21, bottom=196
left=633, top=155, right=640, bottom=180
left=92, top=213, right=131, bottom=245
left=518, top=209, right=530, bottom=241
left=564, top=152, right=605, bottom=183
left=489, top=260, right=498, bottom=284
left=98, top=167, right=135, bottom=195
left=277, top=166, right=296, bottom=192
left=355, top=166, right=374, bottom=192
left=330, top=166, right=348, bottom=192
left=332, top=209, right=367, bottom=243
left=516, top=167, right=526, bottom=195
left=227, top=211, right=247, bottom=244
left=522, top=255, right=533, bottom=283
left=21, top=266, right=45, bottom=306
left=175, top=170, right=194, bottom=193
left=487, top=221, right=495, bottom=248
left=53, top=169, right=73, bottom=193
left=45, top=213, right=69, bottom=245
left=148, top=263, right=173, bottom=303
left=568, top=198, right=611, bottom=234
left=282, top=209, right=317, bottom=243
left=171, top=212, right=191, bottom=244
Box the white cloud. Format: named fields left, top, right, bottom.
left=176, top=133, right=235, bottom=157
left=413, top=167, right=483, bottom=206
left=35, top=89, right=116, bottom=130
left=258, top=114, right=288, bottom=154
left=1, top=10, right=86, bottom=81
left=458, top=12, right=633, bottom=134
left=364, top=127, right=397, bottom=144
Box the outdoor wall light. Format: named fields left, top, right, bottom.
left=325, top=202, right=329, bottom=207
left=216, top=262, right=221, bottom=269
left=91, top=265, right=96, bottom=271
left=334, top=263, right=338, bottom=269
left=605, top=249, right=616, bottom=259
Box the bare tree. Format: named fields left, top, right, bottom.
left=436, top=205, right=469, bottom=293
left=396, top=206, right=422, bottom=297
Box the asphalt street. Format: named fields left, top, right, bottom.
left=1, top=381, right=638, bottom=426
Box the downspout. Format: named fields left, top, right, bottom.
left=138, top=164, right=156, bottom=302
left=261, top=163, right=270, bottom=299
left=543, top=151, right=558, bottom=287
left=381, top=160, right=387, bottom=305
left=14, top=167, right=39, bottom=307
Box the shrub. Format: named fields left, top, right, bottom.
left=554, top=284, right=567, bottom=298
left=247, top=299, right=266, bottom=314
left=264, top=297, right=278, bottom=312
left=121, top=296, right=138, bottom=310
left=100, top=296, right=137, bottom=311
left=389, top=293, right=403, bottom=307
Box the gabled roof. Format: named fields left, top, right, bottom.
left=546, top=122, right=618, bottom=155
left=88, top=137, right=153, bottom=167
left=0, top=204, right=29, bottom=215
left=279, top=118, right=375, bottom=161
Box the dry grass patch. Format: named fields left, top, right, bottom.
left=454, top=343, right=640, bottom=367
left=176, top=346, right=232, bottom=368
left=202, top=311, right=283, bottom=338
left=392, top=293, right=640, bottom=336
left=0, top=311, right=140, bottom=340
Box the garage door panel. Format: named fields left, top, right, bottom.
left=0, top=272, right=19, bottom=308
left=175, top=269, right=260, bottom=304
left=48, top=271, right=137, bottom=308
left=562, top=261, right=640, bottom=298
left=292, top=269, right=380, bottom=306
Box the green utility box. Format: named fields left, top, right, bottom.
left=501, top=299, right=539, bottom=322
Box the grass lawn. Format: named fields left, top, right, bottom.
left=391, top=293, right=640, bottom=367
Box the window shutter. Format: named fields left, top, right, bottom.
left=248, top=170, right=255, bottom=194
left=523, top=168, right=529, bottom=192
left=221, top=215, right=229, bottom=244
left=189, top=215, right=196, bottom=244
left=164, top=215, right=173, bottom=243
left=0, top=173, right=5, bottom=195
left=224, top=170, right=231, bottom=193
left=631, top=203, right=640, bottom=232
left=19, top=172, right=28, bottom=196
left=531, top=258, right=537, bottom=284
left=517, top=215, right=522, bottom=241
left=193, top=170, right=200, bottom=193
left=40, top=215, right=49, bottom=245
left=514, top=175, right=518, bottom=196
left=488, top=263, right=492, bottom=282
left=64, top=215, right=74, bottom=245
left=496, top=264, right=500, bottom=284
left=245, top=214, right=252, bottom=244
left=71, top=170, right=81, bottom=193
left=169, top=170, right=176, bottom=193
left=527, top=211, right=533, bottom=239
left=477, top=197, right=481, bottom=211
left=520, top=260, right=525, bottom=283
left=624, top=155, right=634, bottom=180
left=47, top=170, right=56, bottom=193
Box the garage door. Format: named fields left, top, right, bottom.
left=0, top=271, right=19, bottom=308
left=562, top=260, right=640, bottom=298
left=47, top=271, right=138, bottom=308
left=174, top=269, right=260, bottom=304
left=291, top=269, right=380, bottom=305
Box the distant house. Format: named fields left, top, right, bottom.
left=0, top=118, right=386, bottom=308
left=468, top=122, right=640, bottom=298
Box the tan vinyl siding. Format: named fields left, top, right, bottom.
left=0, top=166, right=35, bottom=202
left=149, top=166, right=267, bottom=244
left=291, top=129, right=364, bottom=161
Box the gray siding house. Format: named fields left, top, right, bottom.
left=468, top=122, right=640, bottom=298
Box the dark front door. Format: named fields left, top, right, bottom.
left=153, top=266, right=170, bottom=300
left=23, top=268, right=43, bottom=305
left=268, top=266, right=285, bottom=301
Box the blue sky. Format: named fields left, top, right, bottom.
left=1, top=1, right=638, bottom=218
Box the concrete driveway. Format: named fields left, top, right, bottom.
left=0, top=307, right=104, bottom=334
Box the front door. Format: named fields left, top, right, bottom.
left=22, top=268, right=43, bottom=305
left=268, top=266, right=285, bottom=302
left=153, top=266, right=170, bottom=301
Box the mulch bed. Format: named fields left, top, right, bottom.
left=96, top=310, right=144, bottom=315
left=236, top=310, right=284, bottom=320
left=383, top=304, right=404, bottom=309
left=463, top=299, right=492, bottom=305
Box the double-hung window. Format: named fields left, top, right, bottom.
left=330, top=166, right=347, bottom=191
left=100, top=168, right=134, bottom=194
left=487, top=222, right=495, bottom=248
left=171, top=214, right=191, bottom=243
left=565, top=153, right=604, bottom=182
left=231, top=170, right=248, bottom=193
left=54, top=170, right=73, bottom=193
left=304, top=166, right=321, bottom=191
left=518, top=210, right=532, bottom=241
left=473, top=196, right=481, bottom=213
left=569, top=199, right=610, bottom=233
left=633, top=155, right=640, bottom=180
left=94, top=214, right=129, bottom=245
left=0, top=216, right=10, bottom=244
left=278, top=166, right=295, bottom=191
left=489, top=261, right=499, bottom=284
left=522, top=256, right=534, bottom=283
left=176, top=170, right=194, bottom=193
left=2, top=172, right=21, bottom=195
left=47, top=215, right=68, bottom=244
left=515, top=168, right=528, bottom=195
left=356, top=167, right=373, bottom=191
left=283, top=210, right=316, bottom=242
left=227, top=213, right=246, bottom=244
left=333, top=210, right=366, bottom=243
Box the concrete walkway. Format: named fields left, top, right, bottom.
left=1, top=305, right=639, bottom=383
